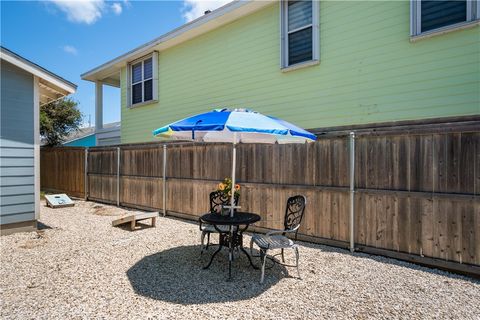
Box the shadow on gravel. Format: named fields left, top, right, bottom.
left=37, top=222, right=52, bottom=230
left=127, top=245, right=289, bottom=304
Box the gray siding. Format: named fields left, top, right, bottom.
left=97, top=125, right=121, bottom=146
left=0, top=60, right=35, bottom=225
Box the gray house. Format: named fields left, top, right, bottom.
left=0, top=47, right=76, bottom=235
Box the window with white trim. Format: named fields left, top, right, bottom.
left=129, top=52, right=158, bottom=106
left=281, top=0, right=319, bottom=69
left=411, top=0, right=480, bottom=36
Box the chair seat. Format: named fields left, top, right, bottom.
left=252, top=234, right=294, bottom=250
left=201, top=224, right=236, bottom=233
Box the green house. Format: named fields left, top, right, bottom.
left=82, top=0, right=480, bottom=144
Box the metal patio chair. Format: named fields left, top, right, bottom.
left=250, top=195, right=306, bottom=283
left=199, top=191, right=239, bottom=254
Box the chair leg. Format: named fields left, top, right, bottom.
left=206, top=232, right=210, bottom=250
left=200, top=231, right=206, bottom=254
left=281, top=248, right=285, bottom=263
left=294, top=246, right=301, bottom=279
left=260, top=249, right=267, bottom=284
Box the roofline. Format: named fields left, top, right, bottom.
left=82, top=0, right=272, bottom=81
left=1, top=46, right=77, bottom=93
left=64, top=121, right=121, bottom=143
left=63, top=132, right=96, bottom=145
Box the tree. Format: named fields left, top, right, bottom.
left=40, top=97, right=83, bottom=146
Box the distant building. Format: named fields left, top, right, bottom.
left=0, top=46, right=76, bottom=235
left=63, top=122, right=121, bottom=147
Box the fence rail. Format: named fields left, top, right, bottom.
left=40, top=125, right=480, bottom=276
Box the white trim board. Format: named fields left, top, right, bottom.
left=33, top=76, right=40, bottom=221
left=1, top=46, right=76, bottom=94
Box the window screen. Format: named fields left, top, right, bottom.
left=421, top=0, right=467, bottom=32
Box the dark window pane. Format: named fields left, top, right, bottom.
left=288, top=0, right=312, bottom=31
left=421, top=0, right=466, bottom=32
left=143, top=58, right=153, bottom=79
left=132, top=62, right=142, bottom=84
left=144, top=79, right=153, bottom=101
left=132, top=83, right=142, bottom=104
left=288, top=27, right=312, bottom=65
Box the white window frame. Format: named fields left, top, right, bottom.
left=410, top=0, right=480, bottom=39
left=127, top=51, right=158, bottom=108
left=281, top=0, right=320, bottom=71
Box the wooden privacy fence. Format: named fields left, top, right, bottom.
left=40, top=127, right=480, bottom=276
left=40, top=147, right=86, bottom=198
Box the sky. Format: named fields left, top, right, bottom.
left=1, top=0, right=231, bottom=127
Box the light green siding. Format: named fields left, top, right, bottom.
left=121, top=1, right=480, bottom=143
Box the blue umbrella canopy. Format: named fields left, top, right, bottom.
left=153, top=108, right=316, bottom=217
left=152, top=108, right=316, bottom=144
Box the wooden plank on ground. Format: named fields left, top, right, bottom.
left=112, top=211, right=159, bottom=230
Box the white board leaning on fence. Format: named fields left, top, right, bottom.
left=45, top=194, right=75, bottom=208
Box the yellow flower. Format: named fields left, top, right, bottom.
left=235, top=184, right=240, bottom=190
left=218, top=183, right=225, bottom=191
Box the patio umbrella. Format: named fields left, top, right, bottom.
left=152, top=108, right=316, bottom=216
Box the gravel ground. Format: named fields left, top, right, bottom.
left=1, top=200, right=479, bottom=319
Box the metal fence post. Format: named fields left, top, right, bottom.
left=84, top=147, right=89, bottom=201
left=163, top=144, right=167, bottom=217
left=117, top=147, right=120, bottom=207
left=349, top=132, right=356, bottom=253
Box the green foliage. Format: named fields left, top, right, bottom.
left=40, top=98, right=82, bottom=146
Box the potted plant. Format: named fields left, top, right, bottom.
left=216, top=178, right=240, bottom=216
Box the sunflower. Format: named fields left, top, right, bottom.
left=218, top=183, right=225, bottom=191
left=235, top=184, right=240, bottom=190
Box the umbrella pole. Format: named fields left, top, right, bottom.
left=230, top=134, right=237, bottom=217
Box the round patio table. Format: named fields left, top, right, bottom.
left=200, top=211, right=261, bottom=280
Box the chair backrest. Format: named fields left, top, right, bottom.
left=209, top=191, right=239, bottom=214
left=283, top=195, right=307, bottom=239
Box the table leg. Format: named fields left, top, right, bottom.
left=239, top=246, right=259, bottom=269
left=203, top=245, right=222, bottom=269
left=228, top=226, right=233, bottom=280
left=238, top=225, right=259, bottom=269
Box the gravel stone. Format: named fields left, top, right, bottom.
left=1, top=200, right=479, bottom=319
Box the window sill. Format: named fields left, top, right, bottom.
left=128, top=100, right=158, bottom=109
left=410, top=20, right=480, bottom=42
left=281, top=60, right=319, bottom=73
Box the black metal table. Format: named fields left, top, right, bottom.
left=200, top=211, right=261, bottom=280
